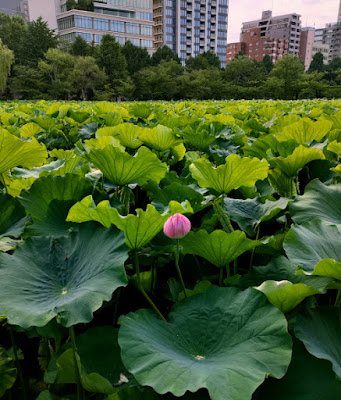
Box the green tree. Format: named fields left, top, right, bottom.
left=66, top=0, right=94, bottom=11
left=299, top=72, right=328, bottom=98
left=308, top=52, right=324, bottom=73
left=269, top=55, right=304, bottom=99
left=20, top=17, right=58, bottom=67
left=134, top=61, right=183, bottom=100
left=0, top=38, right=14, bottom=94
left=122, top=40, right=151, bottom=75
left=8, top=65, right=46, bottom=99
left=262, top=54, right=274, bottom=73
left=178, top=68, right=225, bottom=99
left=151, top=45, right=181, bottom=66
left=97, top=35, right=128, bottom=81
left=72, top=56, right=106, bottom=101
left=224, top=55, right=266, bottom=87
left=71, top=35, right=91, bottom=56
left=186, top=51, right=221, bottom=70
left=39, top=49, right=75, bottom=99
left=0, top=14, right=27, bottom=62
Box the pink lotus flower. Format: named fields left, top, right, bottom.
left=163, top=214, right=191, bottom=239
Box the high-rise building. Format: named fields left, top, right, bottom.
left=241, top=10, right=301, bottom=56
left=314, top=23, right=341, bottom=63
left=338, top=0, right=341, bottom=23
left=226, top=27, right=287, bottom=64
left=27, top=0, right=154, bottom=52
left=0, top=0, right=29, bottom=20
left=153, top=0, right=229, bottom=67
left=299, top=27, right=315, bottom=70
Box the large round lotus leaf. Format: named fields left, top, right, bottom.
left=294, top=307, right=341, bottom=378
left=283, top=219, right=341, bottom=273
left=118, top=287, right=292, bottom=400
left=289, top=179, right=341, bottom=227
left=0, top=223, right=129, bottom=328
left=254, top=339, right=341, bottom=400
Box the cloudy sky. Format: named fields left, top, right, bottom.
left=227, top=0, right=340, bottom=43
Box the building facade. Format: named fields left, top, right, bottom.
left=154, top=0, right=229, bottom=67
left=226, top=27, right=287, bottom=64
left=27, top=0, right=154, bottom=52
left=299, top=27, right=315, bottom=70
left=314, top=23, right=341, bottom=63
left=0, top=0, right=29, bottom=20
left=241, top=10, right=301, bottom=56
left=311, top=42, right=330, bottom=65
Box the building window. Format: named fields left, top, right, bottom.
left=111, top=20, right=125, bottom=33
left=76, top=32, right=93, bottom=42
left=94, top=18, right=109, bottom=31
left=141, top=39, right=153, bottom=48
left=141, top=25, right=153, bottom=36
left=126, top=23, right=139, bottom=34
left=74, top=15, right=92, bottom=29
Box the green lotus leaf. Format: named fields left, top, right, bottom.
left=6, top=177, right=36, bottom=197
left=67, top=198, right=193, bottom=250
left=190, top=154, right=268, bottom=195
left=0, top=130, right=48, bottom=175
left=331, top=163, right=341, bottom=176
left=86, top=144, right=167, bottom=186
left=131, top=103, right=152, bottom=119
left=327, top=140, right=341, bottom=156
left=223, top=196, right=290, bottom=235
left=255, top=280, right=320, bottom=313
left=294, top=307, right=341, bottom=378
left=143, top=181, right=207, bottom=213
left=140, top=125, right=182, bottom=152
left=268, top=168, right=297, bottom=197
left=305, top=258, right=341, bottom=281
left=283, top=220, right=341, bottom=273
left=181, top=229, right=262, bottom=267
left=0, top=346, right=17, bottom=397
left=20, top=122, right=43, bottom=138
left=240, top=256, right=333, bottom=292
left=98, top=124, right=143, bottom=149
left=53, top=348, right=114, bottom=394
left=271, top=145, right=325, bottom=177
left=181, top=125, right=216, bottom=152
left=276, top=118, right=332, bottom=144
left=118, top=287, right=292, bottom=400
left=107, top=387, right=161, bottom=400
left=76, top=326, right=127, bottom=385
left=19, top=174, right=93, bottom=236
left=0, top=223, right=129, bottom=328
left=86, top=135, right=124, bottom=151
left=255, top=339, right=341, bottom=400
left=36, top=390, right=70, bottom=400
left=290, top=179, right=341, bottom=227
left=0, top=194, right=27, bottom=238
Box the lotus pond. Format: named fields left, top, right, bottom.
left=0, top=100, right=340, bottom=400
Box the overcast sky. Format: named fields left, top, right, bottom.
left=227, top=0, right=341, bottom=43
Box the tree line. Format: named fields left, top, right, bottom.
left=1, top=13, right=341, bottom=101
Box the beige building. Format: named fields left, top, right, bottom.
left=242, top=10, right=301, bottom=56
left=27, top=0, right=154, bottom=52
left=312, top=42, right=330, bottom=65
left=299, top=27, right=315, bottom=70
left=0, top=0, right=29, bottom=20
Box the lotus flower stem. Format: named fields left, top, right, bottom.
left=135, top=252, right=167, bottom=322
left=69, top=326, right=84, bottom=400
left=335, top=289, right=341, bottom=307
left=175, top=240, right=187, bottom=298
left=9, top=327, right=27, bottom=400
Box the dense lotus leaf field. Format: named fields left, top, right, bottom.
left=0, top=99, right=340, bottom=400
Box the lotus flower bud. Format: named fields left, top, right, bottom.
left=163, top=214, right=191, bottom=239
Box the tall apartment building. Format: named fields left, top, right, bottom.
left=313, top=24, right=341, bottom=63
left=154, top=0, right=229, bottom=67
left=0, top=0, right=29, bottom=20
left=241, top=10, right=301, bottom=56
left=338, top=0, right=341, bottom=23
left=226, top=27, right=287, bottom=64
left=227, top=10, right=300, bottom=65
left=299, top=27, right=315, bottom=70
left=27, top=0, right=154, bottom=51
